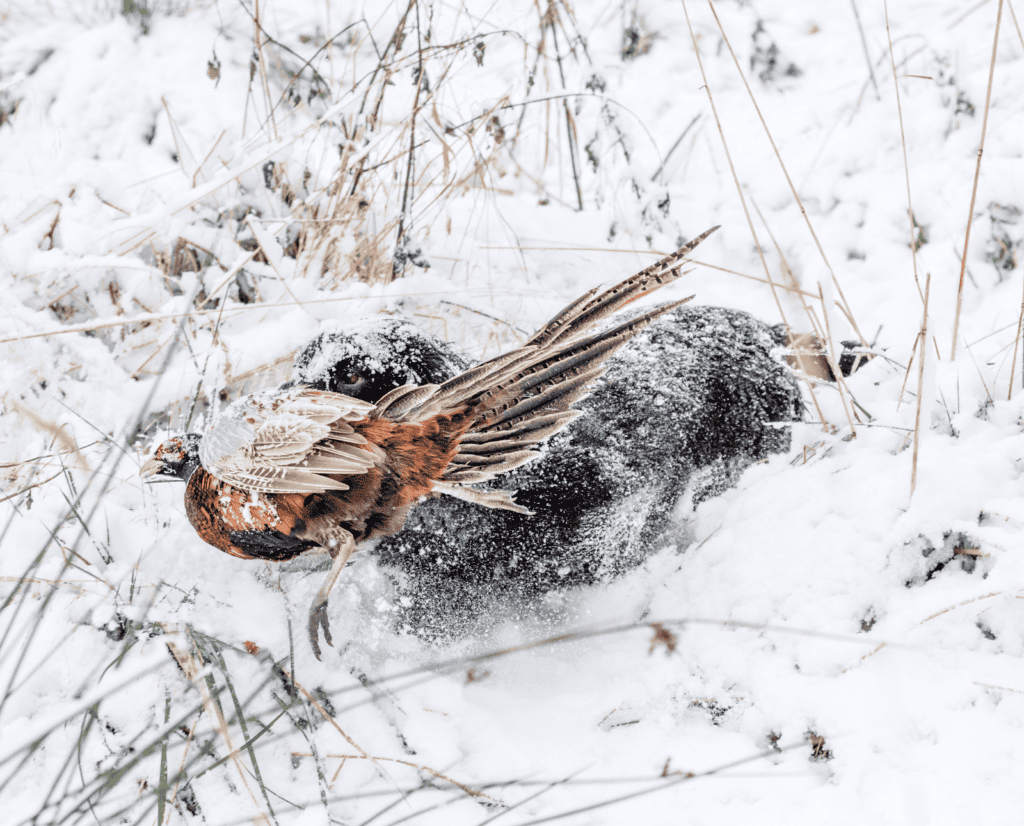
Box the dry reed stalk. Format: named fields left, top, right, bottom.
left=652, top=113, right=702, bottom=182
left=548, top=17, right=584, bottom=211
left=920, top=590, right=1002, bottom=624
left=165, top=635, right=268, bottom=820
left=2, top=290, right=490, bottom=345
left=683, top=0, right=853, bottom=433
left=192, top=130, right=226, bottom=188
left=245, top=215, right=310, bottom=310
left=392, top=4, right=429, bottom=282
left=294, top=152, right=370, bottom=285
left=198, top=250, right=258, bottom=309
left=1009, top=271, right=1024, bottom=399
left=949, top=0, right=994, bottom=29
left=974, top=681, right=1024, bottom=694
left=1008, top=0, right=1024, bottom=46
left=809, top=291, right=859, bottom=433
left=896, top=332, right=920, bottom=412
left=679, top=1, right=789, bottom=331
left=226, top=353, right=295, bottom=390
left=128, top=328, right=184, bottom=381
left=751, top=201, right=830, bottom=425
left=17, top=197, right=62, bottom=226
left=253, top=0, right=279, bottom=142
left=298, top=751, right=491, bottom=799
left=883, top=1, right=925, bottom=305
left=1007, top=0, right=1024, bottom=400
left=362, top=1, right=415, bottom=128
left=167, top=710, right=200, bottom=825
left=268, top=663, right=470, bottom=804
left=911, top=272, right=932, bottom=497
left=6, top=399, right=90, bottom=473
left=707, top=1, right=869, bottom=350
left=114, top=94, right=365, bottom=258
left=751, top=202, right=824, bottom=337
left=412, top=95, right=514, bottom=213
left=0, top=471, right=63, bottom=504
left=950, top=0, right=1004, bottom=361
left=962, top=338, right=994, bottom=402
left=850, top=0, right=881, bottom=99
left=161, top=96, right=198, bottom=180
left=481, top=244, right=824, bottom=297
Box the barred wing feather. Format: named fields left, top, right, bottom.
left=200, top=388, right=378, bottom=494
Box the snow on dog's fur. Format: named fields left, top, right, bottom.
left=293, top=308, right=801, bottom=637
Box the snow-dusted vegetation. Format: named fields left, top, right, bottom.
left=2, top=0, right=1023, bottom=822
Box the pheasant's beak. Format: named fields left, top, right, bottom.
left=139, top=456, right=164, bottom=479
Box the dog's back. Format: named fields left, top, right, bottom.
left=293, top=305, right=801, bottom=637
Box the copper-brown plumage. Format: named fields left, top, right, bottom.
left=141, top=226, right=718, bottom=659
left=182, top=472, right=304, bottom=560
left=176, top=408, right=475, bottom=555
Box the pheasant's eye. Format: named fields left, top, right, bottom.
left=342, top=372, right=362, bottom=385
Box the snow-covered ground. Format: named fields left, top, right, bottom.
left=2, top=0, right=1024, bottom=823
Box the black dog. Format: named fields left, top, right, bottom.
left=293, top=308, right=802, bottom=638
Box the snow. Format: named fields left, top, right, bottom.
left=2, top=1, right=1024, bottom=824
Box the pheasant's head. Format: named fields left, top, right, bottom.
left=140, top=434, right=203, bottom=482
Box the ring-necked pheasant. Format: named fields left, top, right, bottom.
left=141, top=227, right=717, bottom=658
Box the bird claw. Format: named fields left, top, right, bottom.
left=308, top=599, right=333, bottom=661
left=304, top=534, right=356, bottom=660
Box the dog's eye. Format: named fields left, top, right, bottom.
left=342, top=372, right=362, bottom=385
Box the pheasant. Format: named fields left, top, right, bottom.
left=141, top=227, right=717, bottom=658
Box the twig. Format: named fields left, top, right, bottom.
left=481, top=242, right=829, bottom=298
left=0, top=471, right=64, bottom=504
left=751, top=200, right=830, bottom=427
left=679, top=2, right=789, bottom=334
left=361, top=0, right=416, bottom=127
left=548, top=17, right=584, bottom=210
left=911, top=272, right=931, bottom=497
left=1009, top=268, right=1024, bottom=399
left=165, top=638, right=267, bottom=817
left=811, top=289, right=859, bottom=434
left=652, top=114, right=701, bottom=182
left=850, top=0, right=881, bottom=100
left=896, top=332, right=920, bottom=411
left=1006, top=17, right=1024, bottom=392
left=687, top=0, right=850, bottom=434
left=161, top=96, right=198, bottom=180
left=962, top=339, right=994, bottom=403
left=192, top=130, right=226, bottom=188
left=949, top=0, right=992, bottom=29
left=951, top=0, right=1004, bottom=360
left=245, top=216, right=309, bottom=311
left=438, top=300, right=529, bottom=335
left=707, top=1, right=868, bottom=349
left=0, top=289, right=508, bottom=345
left=198, top=250, right=259, bottom=309
left=297, top=752, right=490, bottom=801
left=883, top=1, right=925, bottom=305
left=253, top=0, right=279, bottom=142
left=494, top=743, right=806, bottom=826
left=392, top=1, right=429, bottom=281
left=1007, top=0, right=1024, bottom=49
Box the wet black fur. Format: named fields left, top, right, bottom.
left=292, top=319, right=469, bottom=403
left=291, top=304, right=802, bottom=638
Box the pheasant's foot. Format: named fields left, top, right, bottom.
left=305, top=531, right=356, bottom=660
left=308, top=599, right=333, bottom=661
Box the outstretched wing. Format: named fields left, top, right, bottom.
left=360, top=227, right=718, bottom=513
left=200, top=388, right=379, bottom=493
